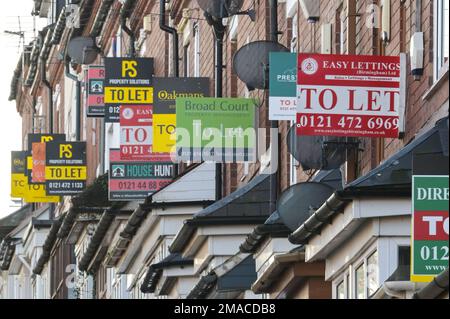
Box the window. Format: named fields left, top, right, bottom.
left=183, top=44, right=190, bottom=77
left=335, top=5, right=344, bottom=54
left=399, top=0, right=407, bottom=53
left=367, top=251, right=379, bottom=297
left=398, top=246, right=411, bottom=266
left=336, top=281, right=345, bottom=299
left=290, top=14, right=298, bottom=53
left=434, top=0, right=450, bottom=79
left=193, top=22, right=201, bottom=77
left=355, top=263, right=365, bottom=299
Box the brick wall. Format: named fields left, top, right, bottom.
left=15, top=0, right=449, bottom=202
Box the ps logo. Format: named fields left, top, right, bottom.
left=41, top=136, right=54, bottom=143
left=59, top=144, right=73, bottom=159
left=122, top=60, right=138, bottom=78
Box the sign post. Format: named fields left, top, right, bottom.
left=411, top=175, right=449, bottom=282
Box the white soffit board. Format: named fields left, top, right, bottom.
left=152, top=163, right=216, bottom=203
left=286, top=0, right=298, bottom=18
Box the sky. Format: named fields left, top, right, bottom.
left=0, top=1, right=46, bottom=218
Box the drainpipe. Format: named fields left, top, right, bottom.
left=120, top=0, right=136, bottom=58
left=269, top=0, right=279, bottom=212
left=159, top=0, right=179, bottom=77
left=40, top=62, right=53, bottom=133
left=159, top=0, right=180, bottom=177
left=65, top=59, right=82, bottom=141
left=39, top=34, right=56, bottom=219
left=210, top=17, right=226, bottom=200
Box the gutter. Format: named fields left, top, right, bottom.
left=90, top=0, right=115, bottom=38
left=288, top=191, right=349, bottom=245
left=240, top=224, right=291, bottom=254
left=186, top=274, right=218, bottom=299
left=159, top=0, right=179, bottom=77
left=51, top=7, right=66, bottom=45
left=33, top=215, right=65, bottom=275
left=169, top=216, right=268, bottom=254
left=382, top=281, right=424, bottom=299
left=251, top=251, right=304, bottom=294
left=78, top=210, right=115, bottom=272
left=140, top=254, right=193, bottom=294
left=8, top=55, right=23, bottom=101
left=413, top=268, right=449, bottom=299
left=24, top=37, right=43, bottom=87
left=78, top=210, right=116, bottom=271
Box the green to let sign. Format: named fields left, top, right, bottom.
left=411, top=175, right=449, bottom=282
left=175, top=97, right=257, bottom=163
left=269, top=52, right=297, bottom=121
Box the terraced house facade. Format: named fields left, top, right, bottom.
left=0, top=0, right=448, bottom=299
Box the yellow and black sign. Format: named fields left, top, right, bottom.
left=11, top=151, right=60, bottom=203
left=26, top=133, right=66, bottom=184
left=153, top=77, right=210, bottom=114
left=104, top=58, right=154, bottom=122
left=11, top=151, right=27, bottom=198
left=153, top=114, right=177, bottom=153
left=104, top=87, right=154, bottom=104
left=45, top=142, right=87, bottom=195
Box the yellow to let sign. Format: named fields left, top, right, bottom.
left=11, top=173, right=60, bottom=203
left=11, top=173, right=27, bottom=198
left=45, top=166, right=87, bottom=180
left=104, top=87, right=154, bottom=104
left=153, top=114, right=177, bottom=153
left=24, top=182, right=60, bottom=203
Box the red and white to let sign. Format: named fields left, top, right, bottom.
left=120, top=105, right=153, bottom=160
left=296, top=53, right=401, bottom=138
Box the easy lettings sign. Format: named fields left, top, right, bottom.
left=296, top=53, right=403, bottom=138
left=175, top=97, right=256, bottom=163
left=411, top=175, right=449, bottom=282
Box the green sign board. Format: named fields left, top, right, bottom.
left=411, top=175, right=449, bottom=282
left=269, top=52, right=297, bottom=121
left=175, top=97, right=256, bottom=163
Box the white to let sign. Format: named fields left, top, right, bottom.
left=296, top=53, right=402, bottom=138
left=120, top=105, right=153, bottom=160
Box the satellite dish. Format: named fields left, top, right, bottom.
left=233, top=41, right=289, bottom=90
left=287, top=125, right=348, bottom=170
left=277, top=182, right=334, bottom=231
left=67, top=36, right=99, bottom=65
left=196, top=0, right=244, bottom=18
